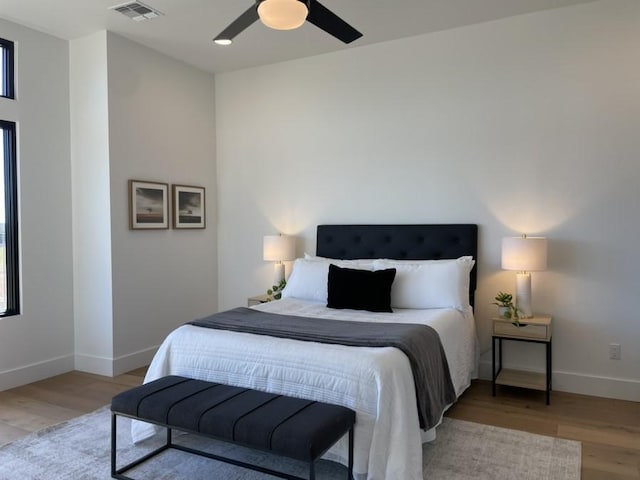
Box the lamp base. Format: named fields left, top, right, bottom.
left=515, top=272, right=533, bottom=318
left=273, top=262, right=285, bottom=285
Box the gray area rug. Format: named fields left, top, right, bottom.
left=0, top=407, right=581, bottom=479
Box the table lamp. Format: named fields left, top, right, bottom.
left=263, top=234, right=296, bottom=284
left=501, top=235, right=547, bottom=318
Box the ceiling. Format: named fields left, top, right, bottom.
left=0, top=0, right=596, bottom=74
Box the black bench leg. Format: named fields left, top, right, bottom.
left=111, top=413, right=117, bottom=478
left=111, top=414, right=173, bottom=480
left=348, top=426, right=354, bottom=480
left=309, top=426, right=353, bottom=480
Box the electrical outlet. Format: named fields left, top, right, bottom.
left=609, top=343, right=621, bottom=360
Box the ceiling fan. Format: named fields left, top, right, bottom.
left=213, top=0, right=362, bottom=46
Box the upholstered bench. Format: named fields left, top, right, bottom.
left=111, top=375, right=355, bottom=480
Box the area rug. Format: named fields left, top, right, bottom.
left=0, top=407, right=581, bottom=479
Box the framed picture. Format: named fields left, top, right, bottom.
left=172, top=184, right=205, bottom=229
left=129, top=180, right=169, bottom=230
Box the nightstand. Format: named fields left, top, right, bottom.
left=247, top=294, right=270, bottom=307
left=492, top=314, right=552, bottom=404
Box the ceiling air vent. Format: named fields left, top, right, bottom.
left=110, top=1, right=163, bottom=22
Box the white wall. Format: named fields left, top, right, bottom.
left=106, top=33, right=217, bottom=374
left=0, top=19, right=74, bottom=389
left=70, top=32, right=114, bottom=374
left=216, top=0, right=640, bottom=401
left=72, top=32, right=218, bottom=376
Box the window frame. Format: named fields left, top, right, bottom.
left=0, top=37, right=15, bottom=99
left=0, top=119, right=19, bottom=317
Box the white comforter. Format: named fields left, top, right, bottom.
left=132, top=298, right=478, bottom=480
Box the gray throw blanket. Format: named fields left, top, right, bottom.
left=189, top=307, right=457, bottom=429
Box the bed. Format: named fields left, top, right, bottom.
left=132, top=224, right=479, bottom=480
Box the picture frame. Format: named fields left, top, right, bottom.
left=129, top=180, right=169, bottom=230
left=172, top=184, right=205, bottom=229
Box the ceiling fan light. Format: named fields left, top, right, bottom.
left=258, top=0, right=308, bottom=31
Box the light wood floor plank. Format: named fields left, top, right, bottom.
left=0, top=422, right=29, bottom=447
left=0, top=392, right=80, bottom=431
left=581, top=441, right=640, bottom=479
left=559, top=423, right=640, bottom=451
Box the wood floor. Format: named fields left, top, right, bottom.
left=0, top=368, right=146, bottom=446
left=0, top=371, right=638, bottom=479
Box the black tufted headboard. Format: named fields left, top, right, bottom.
left=316, top=224, right=478, bottom=307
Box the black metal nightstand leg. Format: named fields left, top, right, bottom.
left=492, top=336, right=496, bottom=396
left=546, top=338, right=552, bottom=405
left=549, top=337, right=553, bottom=391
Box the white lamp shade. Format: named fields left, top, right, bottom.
left=502, top=236, right=547, bottom=272
left=263, top=235, right=296, bottom=262
left=258, top=0, right=308, bottom=30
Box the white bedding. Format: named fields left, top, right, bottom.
left=132, top=298, right=478, bottom=480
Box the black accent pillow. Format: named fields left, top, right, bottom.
left=327, top=264, right=396, bottom=313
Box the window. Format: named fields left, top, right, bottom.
left=1, top=37, right=15, bottom=99
left=0, top=120, right=19, bottom=316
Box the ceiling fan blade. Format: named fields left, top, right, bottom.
left=306, top=0, right=362, bottom=44
left=213, top=4, right=259, bottom=43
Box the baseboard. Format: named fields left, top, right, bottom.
left=74, top=353, right=114, bottom=376
left=0, top=354, right=74, bottom=392
left=75, top=345, right=159, bottom=377
left=0, top=345, right=159, bottom=391
left=551, top=371, right=640, bottom=402
left=478, top=359, right=640, bottom=402
left=112, top=345, right=159, bottom=376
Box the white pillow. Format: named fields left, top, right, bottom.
left=372, top=256, right=474, bottom=310
left=282, top=258, right=372, bottom=302
left=371, top=258, right=460, bottom=265
left=282, top=259, right=329, bottom=302
left=303, top=253, right=375, bottom=269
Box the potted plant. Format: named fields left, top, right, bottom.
left=492, top=291, right=522, bottom=326
left=266, top=278, right=287, bottom=302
